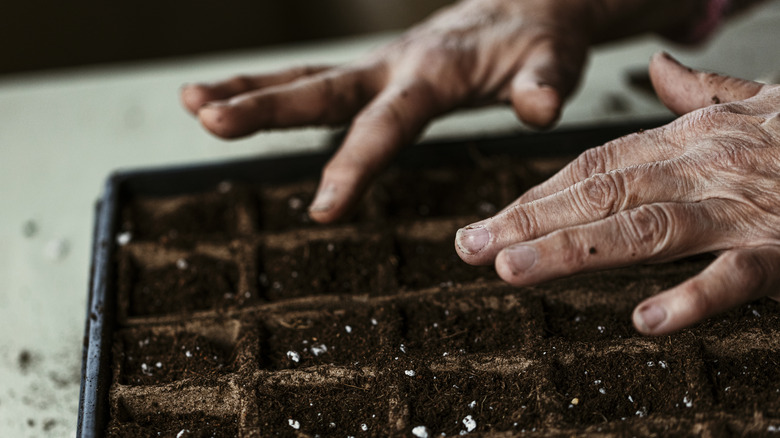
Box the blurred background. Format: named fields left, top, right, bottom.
left=0, top=0, right=450, bottom=75
left=0, top=1, right=779, bottom=437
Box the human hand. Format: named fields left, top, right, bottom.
left=181, top=0, right=608, bottom=222
left=455, top=52, right=780, bottom=336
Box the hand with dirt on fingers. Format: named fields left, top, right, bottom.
left=456, top=52, right=780, bottom=336
left=181, top=0, right=706, bottom=224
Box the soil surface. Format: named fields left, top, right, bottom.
left=106, top=156, right=780, bottom=437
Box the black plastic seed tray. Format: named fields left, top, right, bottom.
left=77, top=118, right=672, bottom=437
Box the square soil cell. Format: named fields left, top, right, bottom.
left=395, top=238, right=495, bottom=290
left=550, top=349, right=708, bottom=425
left=403, top=368, right=541, bottom=435
left=255, top=182, right=318, bottom=232
left=542, top=301, right=637, bottom=342
left=125, top=254, right=247, bottom=317
left=375, top=168, right=507, bottom=220
left=120, top=187, right=251, bottom=243
left=255, top=379, right=388, bottom=436
left=260, top=238, right=396, bottom=300
left=399, top=295, right=542, bottom=355
left=116, top=329, right=235, bottom=385
left=706, top=348, right=780, bottom=413
left=262, top=307, right=394, bottom=370
left=107, top=411, right=238, bottom=438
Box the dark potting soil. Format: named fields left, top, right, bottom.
left=116, top=329, right=234, bottom=385
left=125, top=254, right=242, bottom=316
left=106, top=158, right=780, bottom=436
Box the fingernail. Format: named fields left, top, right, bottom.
left=456, top=226, right=490, bottom=255
left=309, top=184, right=336, bottom=213
left=637, top=304, right=667, bottom=332
left=504, top=245, right=537, bottom=272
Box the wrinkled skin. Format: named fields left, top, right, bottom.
left=456, top=53, right=780, bottom=335
left=182, top=0, right=595, bottom=221
left=182, top=0, right=780, bottom=336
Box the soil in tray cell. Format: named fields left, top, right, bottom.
left=262, top=307, right=392, bottom=370
left=706, top=348, right=780, bottom=413
left=403, top=368, right=541, bottom=435
left=550, top=350, right=707, bottom=425
left=117, top=330, right=234, bottom=385
left=256, top=379, right=387, bottom=437
left=260, top=239, right=396, bottom=300
left=542, top=300, right=637, bottom=342
left=256, top=182, right=317, bottom=232
left=128, top=255, right=245, bottom=316
left=120, top=189, right=247, bottom=242
left=395, top=238, right=495, bottom=290
left=376, top=168, right=506, bottom=220
left=399, top=295, right=542, bottom=355
left=107, top=412, right=238, bottom=438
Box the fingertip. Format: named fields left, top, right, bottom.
left=632, top=301, right=669, bottom=335
left=495, top=245, right=538, bottom=286
left=308, top=183, right=343, bottom=224
left=197, top=102, right=251, bottom=139
left=454, top=224, right=494, bottom=266
left=181, top=83, right=215, bottom=115
left=511, top=85, right=562, bottom=129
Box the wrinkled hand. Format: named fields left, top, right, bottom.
left=456, top=53, right=780, bottom=336
left=182, top=0, right=595, bottom=222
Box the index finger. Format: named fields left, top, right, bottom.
left=181, top=65, right=332, bottom=114
left=309, top=80, right=444, bottom=223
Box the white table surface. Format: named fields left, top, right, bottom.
left=1, top=3, right=778, bottom=436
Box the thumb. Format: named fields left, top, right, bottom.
left=649, top=52, right=765, bottom=115
left=510, top=39, right=586, bottom=129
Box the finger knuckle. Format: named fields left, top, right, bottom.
left=620, top=205, right=674, bottom=258
left=505, top=205, right=539, bottom=240
left=722, top=250, right=770, bottom=292
left=679, top=280, right=716, bottom=319
left=575, top=173, right=623, bottom=217
left=573, top=146, right=610, bottom=178
left=558, top=231, right=588, bottom=269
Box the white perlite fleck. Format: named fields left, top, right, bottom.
left=361, top=423, right=368, bottom=431
left=185, top=350, right=192, bottom=358
left=468, top=400, right=477, bottom=409
left=155, top=362, right=162, bottom=368
left=683, top=395, right=693, bottom=408
left=371, top=318, right=378, bottom=326
left=768, top=425, right=779, bottom=432
left=217, top=181, right=233, bottom=193
left=345, top=325, right=353, bottom=334
left=311, top=344, right=328, bottom=356
left=176, top=429, right=189, bottom=438
left=287, top=351, right=301, bottom=363
left=405, top=370, right=416, bottom=377
left=288, top=197, right=303, bottom=210
left=412, top=425, right=430, bottom=438
left=659, top=361, right=668, bottom=369
left=116, top=231, right=132, bottom=246
left=599, top=388, right=607, bottom=395
left=628, top=395, right=634, bottom=403
left=288, top=419, right=300, bottom=429
left=400, top=344, right=407, bottom=354
left=462, top=415, right=477, bottom=432
left=176, top=258, right=189, bottom=270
